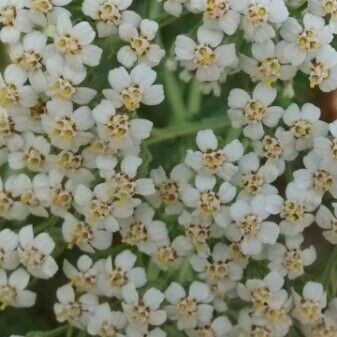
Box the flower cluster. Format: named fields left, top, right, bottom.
left=1, top=0, right=337, bottom=337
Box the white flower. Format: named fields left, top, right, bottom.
left=93, top=99, right=153, bottom=150
left=0, top=0, right=32, bottom=43
left=9, top=30, right=48, bottom=92
left=74, top=184, right=119, bottom=232
left=175, top=25, right=237, bottom=82
left=279, top=183, right=315, bottom=236
left=316, top=203, right=337, bottom=244
left=181, top=174, right=236, bottom=227
left=282, top=103, right=328, bottom=152
left=267, top=234, right=316, bottom=279
left=0, top=268, right=36, bottom=309
left=301, top=44, right=337, bottom=92
left=225, top=196, right=280, bottom=255
left=189, top=0, right=241, bottom=35
left=34, top=170, right=74, bottom=217
left=45, top=14, right=102, bottom=69
left=185, top=315, right=233, bottom=337
left=292, top=281, right=327, bottom=325
left=62, top=213, right=113, bottom=253
left=0, top=64, right=37, bottom=109
left=190, top=242, right=243, bottom=296
left=47, top=149, right=94, bottom=186
left=45, top=55, right=96, bottom=103
left=308, top=0, right=337, bottom=33
left=148, top=164, right=192, bottom=215
left=228, top=83, right=283, bottom=140
left=236, top=152, right=279, bottom=198
left=103, top=64, right=164, bottom=111
left=26, top=0, right=72, bottom=27
left=97, top=155, right=155, bottom=218
left=312, top=120, right=337, bottom=173
left=253, top=128, right=298, bottom=175
left=96, top=249, right=146, bottom=298
left=122, top=284, right=166, bottom=335
left=54, top=284, right=98, bottom=328
left=63, top=255, right=98, bottom=293
left=0, top=176, right=28, bottom=220
left=0, top=108, right=23, bottom=152
left=237, top=271, right=286, bottom=313
left=5, top=173, right=49, bottom=217
left=18, top=225, right=58, bottom=279
left=165, top=281, right=213, bottom=330
left=88, top=303, right=127, bottom=337
left=160, top=0, right=187, bottom=17
left=280, top=14, right=333, bottom=66
left=185, top=129, right=243, bottom=180
left=293, top=151, right=337, bottom=208
left=118, top=18, right=165, bottom=68
left=0, top=229, right=19, bottom=270
left=120, top=203, right=169, bottom=254
left=241, top=40, right=297, bottom=85
left=42, top=99, right=94, bottom=151
left=175, top=210, right=212, bottom=256
left=8, top=131, right=50, bottom=172
left=234, top=0, right=288, bottom=42
left=82, top=0, right=135, bottom=38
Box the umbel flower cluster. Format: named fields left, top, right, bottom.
left=1, top=0, right=337, bottom=336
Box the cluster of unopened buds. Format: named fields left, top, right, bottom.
left=1, top=0, right=337, bottom=336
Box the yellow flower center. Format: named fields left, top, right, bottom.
left=196, top=325, right=215, bottom=337
left=186, top=224, right=209, bottom=248
left=299, top=299, right=321, bottom=322
left=283, top=249, right=303, bottom=273
left=19, top=246, right=44, bottom=267
left=0, top=6, right=16, bottom=26
left=50, top=117, right=76, bottom=142
left=130, top=303, right=150, bottom=323
left=121, top=85, right=142, bottom=112
left=57, top=150, right=83, bottom=172
left=108, top=267, right=128, bottom=287
left=51, top=185, right=73, bottom=209
left=313, top=169, right=333, bottom=192
left=205, top=0, right=229, bottom=19
left=258, top=57, right=281, bottom=85
left=33, top=0, right=53, bottom=13
left=309, top=62, right=329, bottom=88
left=15, top=51, right=43, bottom=71
left=262, top=136, right=282, bottom=159
left=68, top=222, right=93, bottom=249
left=159, top=181, right=179, bottom=206
left=239, top=213, right=261, bottom=236
left=22, top=148, right=45, bottom=169
left=281, top=200, right=305, bottom=223
left=194, top=45, right=217, bottom=66
left=292, top=119, right=313, bottom=139
left=244, top=100, right=266, bottom=122
left=246, top=4, right=268, bottom=26
left=202, top=150, right=226, bottom=171
left=106, top=114, right=130, bottom=139
left=199, top=191, right=220, bottom=215
left=109, top=172, right=135, bottom=202
left=205, top=261, right=228, bottom=283
left=178, top=297, right=198, bottom=317
left=0, top=192, right=13, bottom=214
left=50, top=77, right=76, bottom=100
left=297, top=29, right=319, bottom=51
left=155, top=246, right=177, bottom=266
left=98, top=2, right=121, bottom=24
left=71, top=270, right=96, bottom=293
left=0, top=285, right=16, bottom=310
left=131, top=37, right=151, bottom=57
left=0, top=114, right=14, bottom=137
left=88, top=199, right=111, bottom=223
left=99, top=323, right=117, bottom=337
left=0, top=84, right=19, bottom=108
left=55, top=34, right=81, bottom=56
left=122, top=221, right=148, bottom=245
left=322, top=0, right=337, bottom=16
left=241, top=171, right=264, bottom=195
left=251, top=286, right=271, bottom=312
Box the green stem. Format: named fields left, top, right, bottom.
left=321, top=245, right=337, bottom=295
left=26, top=325, right=68, bottom=337
left=187, top=79, right=201, bottom=117
left=66, top=326, right=73, bottom=337
left=163, top=66, right=187, bottom=125
left=145, top=116, right=229, bottom=146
